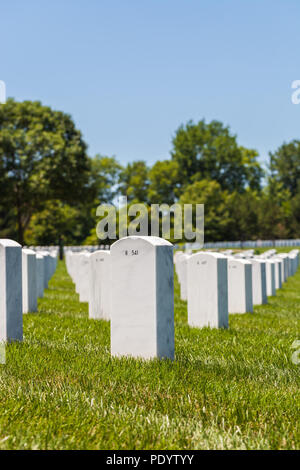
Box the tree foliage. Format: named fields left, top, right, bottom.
left=1, top=101, right=299, bottom=245
left=0, top=99, right=91, bottom=243
left=171, top=120, right=263, bottom=193
left=270, top=140, right=300, bottom=196
left=89, top=154, right=122, bottom=203
left=118, top=161, right=149, bottom=203
left=25, top=200, right=81, bottom=245
left=148, top=160, right=180, bottom=204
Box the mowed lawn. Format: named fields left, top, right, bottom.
left=0, top=255, right=299, bottom=450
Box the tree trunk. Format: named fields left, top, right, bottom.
left=59, top=235, right=64, bottom=260
left=16, top=199, right=24, bottom=246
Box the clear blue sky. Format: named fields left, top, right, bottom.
left=1, top=0, right=299, bottom=167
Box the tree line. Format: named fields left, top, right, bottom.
left=0, top=99, right=299, bottom=245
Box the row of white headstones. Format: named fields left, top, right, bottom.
left=64, top=237, right=299, bottom=361
left=1, top=236, right=298, bottom=361
left=0, top=240, right=58, bottom=342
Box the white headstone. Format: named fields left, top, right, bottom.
left=251, top=259, right=267, bottom=305
left=278, top=254, right=289, bottom=281
left=265, top=259, right=276, bottom=296
left=176, top=254, right=190, bottom=301
left=0, top=239, right=23, bottom=341
left=290, top=250, right=299, bottom=274
left=187, top=252, right=228, bottom=328
left=288, top=252, right=298, bottom=276
left=89, top=251, right=111, bottom=320
left=22, top=249, right=37, bottom=313
left=273, top=258, right=283, bottom=290
left=174, top=251, right=185, bottom=276
left=77, top=253, right=91, bottom=302
left=39, top=251, right=51, bottom=288
left=36, top=254, right=45, bottom=298
left=49, top=253, right=57, bottom=277
left=66, top=252, right=80, bottom=287
left=111, top=236, right=174, bottom=359
left=228, top=258, right=253, bottom=314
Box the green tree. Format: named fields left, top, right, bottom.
left=256, top=179, right=292, bottom=239
left=179, top=179, right=231, bottom=241
left=290, top=184, right=300, bottom=237
left=118, top=160, right=149, bottom=202
left=0, top=203, right=17, bottom=239
left=24, top=200, right=81, bottom=245
left=226, top=190, right=260, bottom=241
left=0, top=99, right=91, bottom=244
left=89, top=154, right=122, bottom=203
left=171, top=119, right=263, bottom=193
left=82, top=155, right=123, bottom=244
left=270, top=140, right=300, bottom=196
left=148, top=160, right=180, bottom=204
left=240, top=147, right=264, bottom=191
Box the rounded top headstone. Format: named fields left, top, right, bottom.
left=189, top=251, right=226, bottom=260
left=90, top=250, right=110, bottom=259
left=229, top=258, right=252, bottom=265
left=111, top=236, right=173, bottom=250
left=0, top=239, right=21, bottom=248
left=22, top=248, right=36, bottom=255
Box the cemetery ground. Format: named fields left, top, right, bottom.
left=0, top=253, right=299, bottom=450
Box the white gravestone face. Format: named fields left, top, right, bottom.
left=265, top=260, right=276, bottom=296
left=289, top=253, right=298, bottom=276
left=272, top=258, right=283, bottom=290
left=292, top=254, right=296, bottom=275
left=290, top=250, right=299, bottom=273
left=251, top=259, right=267, bottom=305
left=77, top=253, right=91, bottom=302
left=174, top=251, right=183, bottom=267
left=187, top=252, right=228, bottom=329
left=49, top=254, right=56, bottom=278
left=46, top=253, right=54, bottom=283
left=111, top=236, right=174, bottom=360
left=287, top=254, right=293, bottom=277
left=174, top=252, right=185, bottom=277
left=234, top=253, right=246, bottom=259
left=280, top=257, right=286, bottom=283
left=67, top=253, right=81, bottom=291
left=228, top=259, right=253, bottom=314
left=22, top=249, right=37, bottom=313
left=38, top=251, right=51, bottom=288
left=176, top=254, right=190, bottom=301
left=294, top=252, right=299, bottom=272
left=89, top=251, right=111, bottom=320
left=44, top=253, right=51, bottom=288
left=36, top=254, right=45, bottom=299
left=0, top=239, right=23, bottom=342
left=278, top=254, right=289, bottom=281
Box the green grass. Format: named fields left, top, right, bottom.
left=0, top=258, right=299, bottom=450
